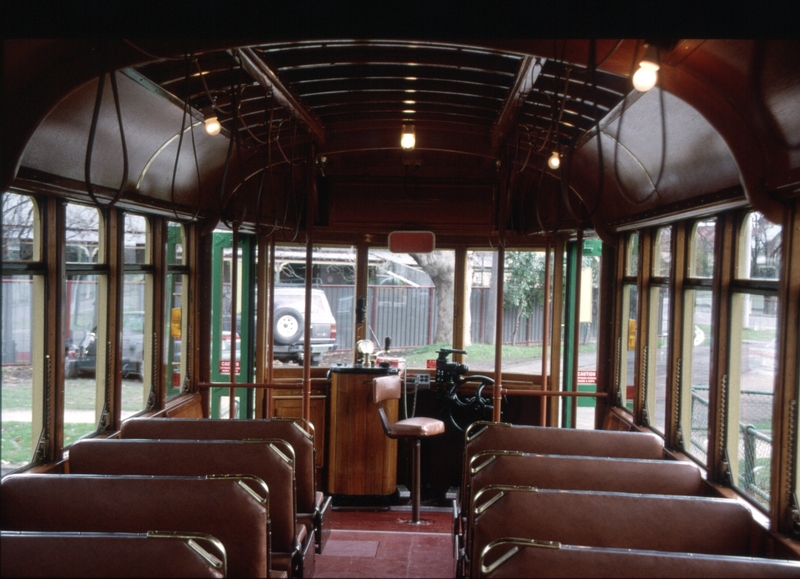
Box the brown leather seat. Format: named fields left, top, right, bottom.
left=373, top=375, right=445, bottom=524
left=0, top=530, right=227, bottom=578
left=121, top=416, right=332, bottom=557
left=1, top=474, right=270, bottom=578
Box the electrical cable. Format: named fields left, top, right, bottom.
left=169, top=52, right=194, bottom=223
left=85, top=42, right=129, bottom=209
left=610, top=40, right=663, bottom=206
left=583, top=38, right=603, bottom=219
left=122, top=39, right=184, bottom=61
left=596, top=39, right=624, bottom=68
left=195, top=58, right=233, bottom=115
left=217, top=56, right=238, bottom=230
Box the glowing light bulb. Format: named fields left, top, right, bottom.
left=633, top=60, right=659, bottom=92
left=205, top=115, right=221, bottom=136
left=548, top=151, right=560, bottom=169
left=401, top=125, right=415, bottom=150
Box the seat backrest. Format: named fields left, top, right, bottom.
left=0, top=530, right=226, bottom=578
left=1, top=474, right=269, bottom=578
left=120, top=417, right=317, bottom=515
left=464, top=452, right=709, bottom=568
left=468, top=451, right=706, bottom=507
left=373, top=375, right=402, bottom=403
left=372, top=375, right=402, bottom=436
left=69, top=438, right=296, bottom=555
left=479, top=539, right=800, bottom=579
left=462, top=421, right=665, bottom=498
left=470, top=487, right=760, bottom=577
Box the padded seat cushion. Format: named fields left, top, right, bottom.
left=390, top=416, right=445, bottom=437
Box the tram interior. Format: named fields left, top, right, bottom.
left=3, top=30, right=800, bottom=578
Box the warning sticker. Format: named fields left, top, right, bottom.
left=426, top=359, right=437, bottom=369
left=577, top=370, right=597, bottom=383
left=219, top=360, right=241, bottom=375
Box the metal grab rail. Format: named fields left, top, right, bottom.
left=499, top=388, right=609, bottom=427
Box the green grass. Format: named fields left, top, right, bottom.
left=399, top=342, right=551, bottom=367
left=742, top=328, right=777, bottom=342
left=3, top=376, right=147, bottom=412
left=1, top=421, right=95, bottom=465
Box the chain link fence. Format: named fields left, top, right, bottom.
left=689, top=386, right=773, bottom=508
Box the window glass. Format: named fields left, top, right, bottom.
left=680, top=289, right=713, bottom=465
left=689, top=219, right=715, bottom=278
left=653, top=227, right=671, bottom=277
left=464, top=250, right=549, bottom=376
left=273, top=245, right=354, bottom=367
left=626, top=233, right=639, bottom=276
left=124, top=214, right=148, bottom=265
left=575, top=243, right=601, bottom=430
left=619, top=284, right=638, bottom=411
left=121, top=274, right=146, bottom=417
left=2, top=192, right=38, bottom=262
left=1, top=274, right=41, bottom=473
left=66, top=204, right=101, bottom=264
left=165, top=223, right=186, bottom=398
left=647, top=286, right=669, bottom=434
left=64, top=273, right=100, bottom=444
left=365, top=248, right=453, bottom=366
left=737, top=212, right=780, bottom=281
left=727, top=292, right=778, bottom=510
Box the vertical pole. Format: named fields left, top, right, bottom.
left=303, top=154, right=317, bottom=421
left=540, top=238, right=551, bottom=427
left=354, top=244, right=369, bottom=364
left=266, top=239, right=276, bottom=417
left=571, top=231, right=583, bottom=429
left=229, top=226, right=239, bottom=418
left=411, top=439, right=421, bottom=523
left=452, top=248, right=467, bottom=354
left=492, top=245, right=505, bottom=422
left=303, top=237, right=312, bottom=421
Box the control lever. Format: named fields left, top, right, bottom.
left=384, top=336, right=391, bottom=353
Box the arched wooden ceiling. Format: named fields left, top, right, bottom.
left=5, top=38, right=800, bottom=240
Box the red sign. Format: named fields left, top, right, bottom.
left=426, top=359, right=437, bottom=369
left=577, top=370, right=597, bottom=383
left=219, top=360, right=241, bottom=375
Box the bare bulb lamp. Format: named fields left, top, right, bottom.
left=633, top=45, right=660, bottom=92
left=401, top=124, right=415, bottom=150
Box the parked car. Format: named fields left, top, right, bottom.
left=212, top=287, right=337, bottom=369
left=66, top=311, right=144, bottom=379
left=273, top=287, right=337, bottom=366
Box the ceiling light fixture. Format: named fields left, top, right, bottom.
left=548, top=151, right=560, bottom=169
left=401, top=124, right=415, bottom=150
left=632, top=44, right=660, bottom=92
left=203, top=106, right=221, bottom=136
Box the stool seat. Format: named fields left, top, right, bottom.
left=373, top=375, right=445, bottom=524
left=390, top=417, right=446, bottom=437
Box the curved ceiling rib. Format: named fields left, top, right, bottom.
left=8, top=38, right=799, bottom=235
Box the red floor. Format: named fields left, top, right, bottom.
left=314, top=508, right=456, bottom=578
